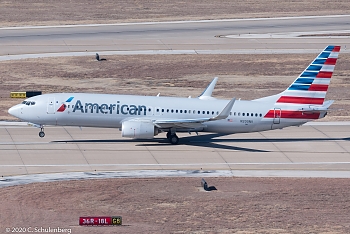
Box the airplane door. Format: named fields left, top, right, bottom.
left=47, top=97, right=55, bottom=114
left=273, top=108, right=281, bottom=124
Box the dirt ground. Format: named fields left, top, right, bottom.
left=0, top=177, right=350, bottom=233
left=0, top=0, right=349, bottom=27
left=2, top=53, right=350, bottom=121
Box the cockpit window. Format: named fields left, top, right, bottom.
left=22, top=101, right=36, bottom=106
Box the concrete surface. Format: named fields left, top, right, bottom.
left=1, top=122, right=349, bottom=177
left=0, top=15, right=349, bottom=59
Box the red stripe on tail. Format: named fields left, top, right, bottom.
left=324, top=58, right=337, bottom=65
left=333, top=46, right=341, bottom=52
left=264, top=110, right=320, bottom=119
left=316, top=71, right=333, bottom=78
left=277, top=96, right=324, bottom=105
left=308, top=84, right=329, bottom=91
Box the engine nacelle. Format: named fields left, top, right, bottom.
left=121, top=120, right=157, bottom=139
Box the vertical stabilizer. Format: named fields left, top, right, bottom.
left=276, top=45, right=340, bottom=105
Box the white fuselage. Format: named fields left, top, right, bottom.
left=9, top=93, right=313, bottom=134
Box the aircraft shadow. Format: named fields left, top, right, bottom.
left=52, top=135, right=266, bottom=152
left=51, top=134, right=350, bottom=152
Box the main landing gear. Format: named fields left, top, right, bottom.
left=39, top=126, right=45, bottom=138
left=166, top=131, right=179, bottom=145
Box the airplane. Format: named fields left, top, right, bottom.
left=8, top=45, right=340, bottom=145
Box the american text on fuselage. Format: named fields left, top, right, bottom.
left=72, top=100, right=147, bottom=115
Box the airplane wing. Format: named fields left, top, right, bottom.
left=153, top=98, right=236, bottom=129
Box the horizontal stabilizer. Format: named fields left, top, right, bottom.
left=299, top=100, right=334, bottom=113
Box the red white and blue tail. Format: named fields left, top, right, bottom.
left=257, top=45, right=340, bottom=121
left=277, top=45, right=340, bottom=106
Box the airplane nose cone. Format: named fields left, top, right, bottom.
left=8, top=105, right=20, bottom=118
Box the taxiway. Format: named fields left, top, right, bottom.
left=1, top=122, right=349, bottom=177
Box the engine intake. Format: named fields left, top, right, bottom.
left=121, top=120, right=157, bottom=139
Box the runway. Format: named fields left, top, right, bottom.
left=1, top=122, right=350, bottom=178
left=0, top=15, right=349, bottom=59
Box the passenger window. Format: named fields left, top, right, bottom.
left=202, top=111, right=205, bottom=114
left=242, top=113, right=245, bottom=116
left=176, top=110, right=178, bottom=113
left=251, top=113, right=253, bottom=117
left=156, top=109, right=159, bottom=112
left=184, top=110, right=187, bottom=113
left=234, top=112, right=236, bottom=116
left=198, top=111, right=200, bottom=114
left=167, top=109, right=169, bottom=113
left=260, top=113, right=262, bottom=117
left=255, top=113, right=258, bottom=117
left=238, top=112, right=240, bottom=116
left=171, top=109, right=174, bottom=113
left=162, top=109, right=164, bottom=112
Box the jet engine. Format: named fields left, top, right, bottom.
left=121, top=120, right=158, bottom=139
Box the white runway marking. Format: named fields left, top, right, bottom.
left=224, top=30, right=350, bottom=38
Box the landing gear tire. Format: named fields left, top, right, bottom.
left=39, top=131, right=45, bottom=138
left=169, top=134, right=179, bottom=145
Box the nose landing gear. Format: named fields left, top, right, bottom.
left=39, top=126, right=45, bottom=138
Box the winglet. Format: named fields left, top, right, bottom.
left=210, top=98, right=236, bottom=121
left=198, top=77, right=218, bottom=100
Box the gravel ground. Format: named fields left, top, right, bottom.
left=1, top=177, right=350, bottom=233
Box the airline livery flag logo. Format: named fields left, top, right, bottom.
left=57, top=96, right=74, bottom=112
